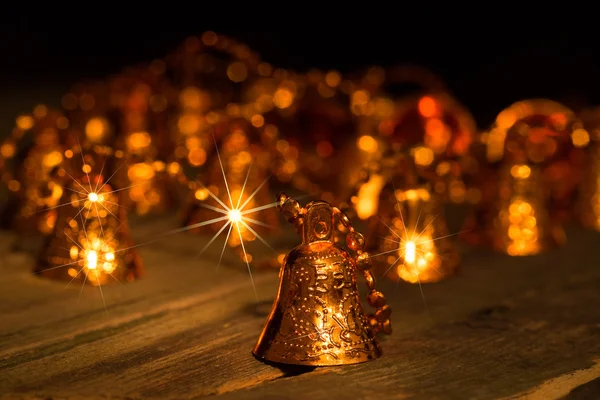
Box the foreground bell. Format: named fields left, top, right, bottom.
left=376, top=186, right=459, bottom=283
left=35, top=146, right=142, bottom=285
left=254, top=193, right=391, bottom=366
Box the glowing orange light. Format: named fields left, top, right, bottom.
left=404, top=240, right=416, bottom=264
left=355, top=174, right=386, bottom=220
left=418, top=96, right=438, bottom=118
left=357, top=135, right=378, bottom=153
left=414, top=147, right=434, bottom=166
left=273, top=88, right=293, bottom=109
left=85, top=118, right=108, bottom=142
left=510, top=164, right=531, bottom=179
left=325, top=70, right=341, bottom=87
left=86, top=250, right=98, bottom=270
left=571, top=128, right=590, bottom=148
left=16, top=115, right=35, bottom=130
left=228, top=209, right=242, bottom=223
left=188, top=148, right=207, bottom=166
left=1, top=143, right=16, bottom=158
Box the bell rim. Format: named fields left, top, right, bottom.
left=251, top=348, right=382, bottom=367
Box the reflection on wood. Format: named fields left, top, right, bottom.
left=0, top=219, right=599, bottom=399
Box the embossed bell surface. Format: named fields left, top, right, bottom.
left=254, top=199, right=382, bottom=366
left=377, top=186, right=459, bottom=284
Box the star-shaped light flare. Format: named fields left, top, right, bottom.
left=165, top=134, right=280, bottom=299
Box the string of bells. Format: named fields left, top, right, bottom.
left=1, top=31, right=599, bottom=287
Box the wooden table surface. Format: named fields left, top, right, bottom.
left=1, top=214, right=599, bottom=400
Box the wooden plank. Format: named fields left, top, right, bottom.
left=0, top=218, right=291, bottom=399
left=0, top=224, right=599, bottom=399
left=206, top=229, right=600, bottom=399
left=503, top=361, right=600, bottom=399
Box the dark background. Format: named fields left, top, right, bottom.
left=1, top=14, right=599, bottom=127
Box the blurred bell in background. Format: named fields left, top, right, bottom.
left=36, top=144, right=143, bottom=285
left=461, top=99, right=586, bottom=255
left=364, top=151, right=460, bottom=283
left=1, top=106, right=70, bottom=235
left=2, top=19, right=600, bottom=287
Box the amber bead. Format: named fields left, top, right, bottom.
left=356, top=252, right=372, bottom=271
left=367, top=290, right=387, bottom=308
left=346, top=231, right=365, bottom=251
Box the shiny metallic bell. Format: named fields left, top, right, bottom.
left=254, top=193, right=391, bottom=366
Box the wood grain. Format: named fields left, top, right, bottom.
left=1, top=220, right=599, bottom=400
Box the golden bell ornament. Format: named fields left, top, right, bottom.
left=35, top=146, right=142, bottom=285
left=462, top=161, right=564, bottom=256
left=380, top=93, right=476, bottom=203
left=375, top=185, right=459, bottom=284
left=477, top=99, right=587, bottom=223
left=254, top=193, right=391, bottom=366
left=1, top=105, right=71, bottom=235
left=339, top=94, right=477, bottom=220
left=351, top=151, right=459, bottom=283
left=341, top=66, right=476, bottom=206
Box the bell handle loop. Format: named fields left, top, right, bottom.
left=332, top=206, right=392, bottom=335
